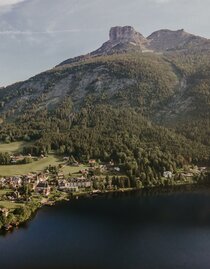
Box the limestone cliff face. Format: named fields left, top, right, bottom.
left=91, top=26, right=148, bottom=56
left=58, top=26, right=149, bottom=66
left=58, top=25, right=210, bottom=67
left=109, top=26, right=147, bottom=46
left=147, top=29, right=208, bottom=51
left=105, top=26, right=208, bottom=53
left=100, top=26, right=210, bottom=53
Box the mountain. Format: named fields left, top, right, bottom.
left=58, top=26, right=149, bottom=66
left=147, top=29, right=209, bottom=51
left=1, top=26, right=210, bottom=124
left=59, top=26, right=210, bottom=66
left=1, top=25, right=210, bottom=179
left=91, top=26, right=149, bottom=54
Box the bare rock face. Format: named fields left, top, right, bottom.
left=109, top=26, right=147, bottom=45
left=147, top=29, right=208, bottom=51
left=58, top=26, right=148, bottom=66
left=91, top=26, right=148, bottom=56
left=103, top=26, right=210, bottom=53
left=58, top=26, right=210, bottom=67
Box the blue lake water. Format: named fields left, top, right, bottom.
left=1, top=187, right=210, bottom=269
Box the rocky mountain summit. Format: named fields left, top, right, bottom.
left=1, top=25, right=210, bottom=123
left=92, top=26, right=149, bottom=55
left=147, top=28, right=209, bottom=51
left=59, top=26, right=210, bottom=66
left=58, top=26, right=148, bottom=66
left=109, top=26, right=146, bottom=44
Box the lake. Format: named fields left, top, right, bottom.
left=1, top=187, right=210, bottom=269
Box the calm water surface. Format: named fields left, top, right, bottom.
left=1, top=187, right=210, bottom=269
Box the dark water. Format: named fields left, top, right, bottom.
left=1, top=187, right=210, bottom=269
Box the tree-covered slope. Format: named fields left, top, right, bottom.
left=0, top=53, right=179, bottom=121
left=1, top=26, right=210, bottom=175
left=152, top=50, right=210, bottom=147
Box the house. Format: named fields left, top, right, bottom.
left=163, top=171, right=173, bottom=179
left=99, top=165, right=107, bottom=172
left=10, top=176, right=22, bottom=189
left=89, top=159, right=96, bottom=166
left=109, top=160, right=115, bottom=166
left=57, top=173, right=65, bottom=180
left=0, top=178, right=6, bottom=188
left=0, top=208, right=9, bottom=217
left=67, top=177, right=92, bottom=189
left=67, top=186, right=78, bottom=192
left=114, top=167, right=120, bottom=172
left=106, top=161, right=115, bottom=170
left=37, top=174, right=49, bottom=182
left=10, top=155, right=24, bottom=164
left=80, top=169, right=89, bottom=176
left=58, top=180, right=68, bottom=190
left=35, top=182, right=51, bottom=196
left=58, top=180, right=79, bottom=193
left=199, top=167, right=207, bottom=172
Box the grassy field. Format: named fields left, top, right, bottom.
left=0, top=189, right=12, bottom=196
left=61, top=164, right=89, bottom=176
left=0, top=154, right=62, bottom=177
left=0, top=201, right=22, bottom=209
left=0, top=189, right=21, bottom=209
left=0, top=141, right=30, bottom=153
left=0, top=141, right=90, bottom=177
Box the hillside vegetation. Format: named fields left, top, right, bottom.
left=1, top=42, right=210, bottom=182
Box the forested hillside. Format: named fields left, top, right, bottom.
left=1, top=26, right=210, bottom=182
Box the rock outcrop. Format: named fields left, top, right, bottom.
left=58, top=26, right=210, bottom=67
left=109, top=26, right=148, bottom=47
left=91, top=26, right=149, bottom=55
left=147, top=29, right=208, bottom=51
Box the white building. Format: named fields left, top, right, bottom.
left=163, top=171, right=173, bottom=179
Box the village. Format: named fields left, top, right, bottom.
left=0, top=147, right=208, bottom=231
left=0, top=153, right=207, bottom=200
left=0, top=156, right=124, bottom=192
left=0, top=156, right=126, bottom=228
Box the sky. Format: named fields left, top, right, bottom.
left=0, top=0, right=210, bottom=86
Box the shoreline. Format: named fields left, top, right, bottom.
left=1, top=181, right=207, bottom=233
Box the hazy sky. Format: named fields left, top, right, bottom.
left=0, top=0, right=210, bottom=86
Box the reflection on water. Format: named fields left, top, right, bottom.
left=1, top=186, right=210, bottom=269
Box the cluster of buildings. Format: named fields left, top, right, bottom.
left=0, top=173, right=40, bottom=190
left=0, top=159, right=122, bottom=203
left=58, top=177, right=92, bottom=192
left=0, top=171, right=93, bottom=199
left=0, top=173, right=51, bottom=197
left=163, top=166, right=207, bottom=180
left=5, top=154, right=34, bottom=165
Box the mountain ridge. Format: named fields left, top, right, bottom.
left=58, top=26, right=210, bottom=67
